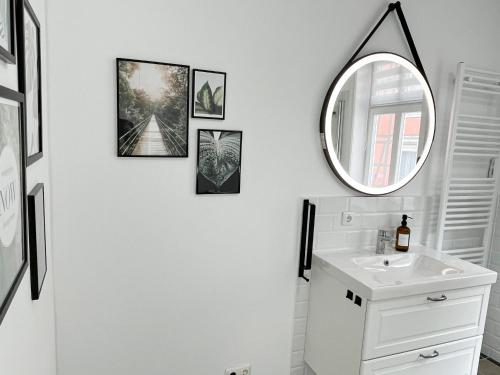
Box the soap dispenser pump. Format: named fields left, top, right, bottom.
left=395, top=214, right=412, bottom=252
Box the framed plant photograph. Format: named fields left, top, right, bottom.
left=28, top=183, right=46, bottom=300
left=0, top=0, right=15, bottom=64
left=196, top=129, right=242, bottom=194
left=0, top=86, right=28, bottom=325
left=17, top=0, right=42, bottom=165
left=192, top=69, right=226, bottom=120
left=117, top=58, right=190, bottom=157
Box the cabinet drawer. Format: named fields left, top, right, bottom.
left=362, top=286, right=489, bottom=359
left=360, top=336, right=482, bottom=375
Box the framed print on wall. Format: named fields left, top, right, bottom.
left=0, top=86, right=28, bottom=326
left=196, top=129, right=242, bottom=194
left=117, top=58, right=190, bottom=157
left=0, top=0, right=15, bottom=64
left=17, top=0, right=43, bottom=165
left=28, top=183, right=46, bottom=300
left=192, top=69, right=226, bottom=120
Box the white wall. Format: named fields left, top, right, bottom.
left=0, top=1, right=57, bottom=375
left=46, top=1, right=500, bottom=374
left=484, top=200, right=500, bottom=361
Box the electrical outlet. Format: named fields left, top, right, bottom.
left=224, top=364, right=251, bottom=375
left=342, top=211, right=355, bottom=226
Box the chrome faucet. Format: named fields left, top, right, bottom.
left=376, top=229, right=393, bottom=254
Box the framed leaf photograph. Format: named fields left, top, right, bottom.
left=0, top=86, right=28, bottom=325
left=117, top=58, right=189, bottom=157
left=0, top=0, right=15, bottom=64
left=196, top=129, right=242, bottom=194
left=192, top=69, right=226, bottom=120
left=17, top=0, right=43, bottom=165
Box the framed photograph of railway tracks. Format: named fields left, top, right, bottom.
left=192, top=69, right=226, bottom=120
left=196, top=129, right=242, bottom=194
left=17, top=0, right=43, bottom=165
left=116, top=58, right=190, bottom=157
left=28, top=183, right=46, bottom=300
left=0, top=86, right=28, bottom=326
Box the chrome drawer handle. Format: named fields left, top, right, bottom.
left=427, top=295, right=447, bottom=302
left=419, top=350, right=439, bottom=359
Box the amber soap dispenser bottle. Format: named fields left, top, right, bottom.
left=395, top=214, right=412, bottom=252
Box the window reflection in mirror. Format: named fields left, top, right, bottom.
left=331, top=59, right=429, bottom=188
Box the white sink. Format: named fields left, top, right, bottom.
left=314, top=245, right=497, bottom=300
left=352, top=253, right=463, bottom=285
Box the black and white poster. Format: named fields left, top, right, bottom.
left=17, top=0, right=43, bottom=164
left=196, top=129, right=242, bottom=194
left=0, top=89, right=27, bottom=324
left=23, top=4, right=41, bottom=160
left=0, top=0, right=14, bottom=64
left=192, top=69, right=226, bottom=120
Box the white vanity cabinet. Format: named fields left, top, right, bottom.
left=304, top=250, right=496, bottom=375
left=360, top=336, right=482, bottom=375
left=362, top=285, right=488, bottom=360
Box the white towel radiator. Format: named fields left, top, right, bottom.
left=437, top=63, right=500, bottom=265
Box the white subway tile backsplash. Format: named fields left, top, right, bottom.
left=486, top=319, right=500, bottom=337
left=404, top=212, right=422, bottom=225
left=316, top=231, right=347, bottom=250
left=347, top=230, right=378, bottom=247
left=487, top=305, right=500, bottom=323
left=490, top=292, right=500, bottom=308
left=484, top=332, right=500, bottom=352
left=349, top=197, right=378, bottom=213
left=376, top=197, right=403, bottom=212
left=492, top=252, right=500, bottom=268
left=293, top=318, right=307, bottom=335
left=360, top=213, right=407, bottom=230
left=402, top=197, right=417, bottom=211
left=402, top=196, right=427, bottom=211
left=291, top=350, right=305, bottom=368
left=493, top=216, right=500, bottom=236
left=361, top=214, right=386, bottom=230
left=297, top=276, right=310, bottom=287
left=390, top=213, right=405, bottom=226
left=294, top=302, right=309, bottom=318
left=318, top=197, right=348, bottom=213
left=296, top=284, right=310, bottom=302
left=314, top=215, right=335, bottom=232
left=491, top=279, right=500, bottom=295
left=292, top=335, right=306, bottom=352
left=290, top=366, right=304, bottom=375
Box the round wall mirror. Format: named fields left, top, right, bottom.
left=320, top=53, right=435, bottom=195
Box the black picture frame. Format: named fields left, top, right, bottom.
left=27, top=182, right=46, bottom=300
left=192, top=69, right=226, bottom=120
left=0, top=85, right=28, bottom=326
left=16, top=0, right=43, bottom=165
left=196, top=129, right=242, bottom=194
left=0, top=0, right=16, bottom=64
left=116, top=58, right=190, bottom=158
